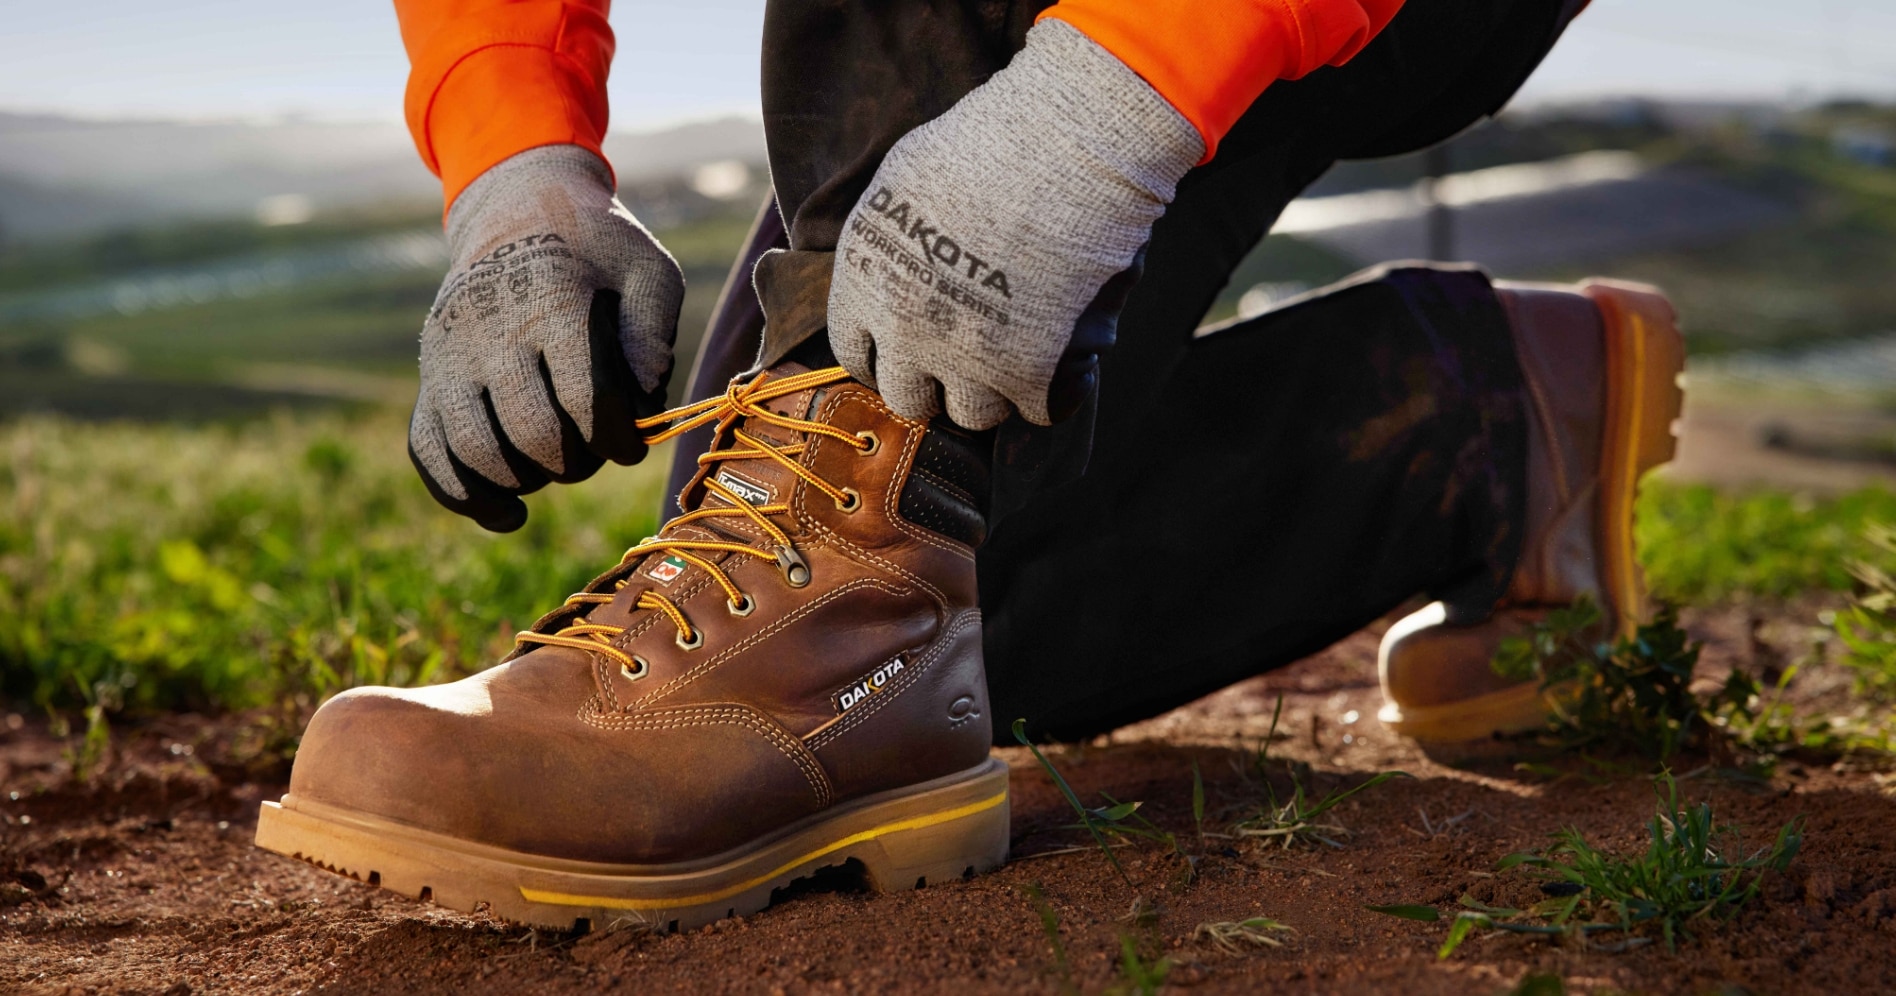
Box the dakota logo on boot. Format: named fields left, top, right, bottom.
left=714, top=470, right=772, bottom=507
left=832, top=657, right=907, bottom=714
left=646, top=555, right=688, bottom=584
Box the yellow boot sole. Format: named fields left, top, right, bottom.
left=255, top=757, right=1009, bottom=932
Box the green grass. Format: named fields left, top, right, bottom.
left=51, top=269, right=444, bottom=378
left=1836, top=523, right=1896, bottom=701
left=1233, top=696, right=1409, bottom=848
left=1108, top=935, right=1171, bottom=996
left=0, top=427, right=1871, bottom=716
left=1479, top=771, right=1803, bottom=954
left=1637, top=480, right=1896, bottom=602
left=1023, top=883, right=1077, bottom=996
left=1369, top=772, right=1803, bottom=956
left=0, top=410, right=667, bottom=720
left=3, top=414, right=1896, bottom=732
left=1492, top=596, right=1711, bottom=761
left=1012, top=718, right=1188, bottom=889
left=1490, top=590, right=1895, bottom=765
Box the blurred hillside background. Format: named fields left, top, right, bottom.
left=4, top=0, right=1896, bottom=713
left=0, top=2, right=1892, bottom=444
left=10, top=102, right=1893, bottom=424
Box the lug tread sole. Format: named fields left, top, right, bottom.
left=254, top=758, right=1009, bottom=933
left=1379, top=680, right=1548, bottom=744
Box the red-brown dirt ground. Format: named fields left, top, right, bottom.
left=4, top=604, right=1892, bottom=995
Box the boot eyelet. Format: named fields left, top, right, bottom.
left=775, top=546, right=812, bottom=588
left=675, top=629, right=704, bottom=651
left=835, top=488, right=862, bottom=513
left=855, top=430, right=880, bottom=456
left=727, top=593, right=755, bottom=617
left=620, top=656, right=649, bottom=681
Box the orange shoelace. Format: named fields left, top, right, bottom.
left=512, top=366, right=873, bottom=676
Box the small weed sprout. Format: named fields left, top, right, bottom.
left=1362, top=903, right=1440, bottom=921
left=63, top=674, right=130, bottom=782
left=1023, top=883, right=1076, bottom=996
left=1107, top=935, right=1171, bottom=996
left=1503, top=974, right=1567, bottom=996
left=1190, top=760, right=1206, bottom=844
left=1497, top=770, right=1804, bottom=951
left=1012, top=719, right=1194, bottom=888
left=1370, top=771, right=1803, bottom=956
left=1494, top=596, right=1706, bottom=760
left=1233, top=696, right=1408, bottom=848
left=1193, top=916, right=1294, bottom=952
left=1118, top=895, right=1161, bottom=928
left=1499, top=590, right=1896, bottom=766
left=1779, top=531, right=1896, bottom=754
left=1836, top=524, right=1896, bottom=704
left=1716, top=550, right=1896, bottom=758
left=1703, top=659, right=1871, bottom=762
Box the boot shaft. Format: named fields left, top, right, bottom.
left=512, top=363, right=997, bottom=799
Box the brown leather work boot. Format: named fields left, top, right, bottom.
left=1378, top=279, right=1685, bottom=745
left=255, top=365, right=1007, bottom=930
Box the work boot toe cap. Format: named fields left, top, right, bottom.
left=1378, top=603, right=1539, bottom=711
left=1377, top=602, right=1552, bottom=743
left=288, top=682, right=496, bottom=834
left=282, top=657, right=836, bottom=864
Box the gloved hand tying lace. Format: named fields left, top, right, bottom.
left=410, top=145, right=684, bottom=532
left=827, top=19, right=1204, bottom=430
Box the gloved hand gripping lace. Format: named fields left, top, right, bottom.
left=513, top=367, right=874, bottom=671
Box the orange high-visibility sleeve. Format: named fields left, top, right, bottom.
left=1040, top=0, right=1406, bottom=159
left=395, top=0, right=616, bottom=212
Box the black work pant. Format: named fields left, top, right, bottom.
left=671, top=0, right=1583, bottom=741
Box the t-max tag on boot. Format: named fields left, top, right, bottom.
left=832, top=657, right=907, bottom=714
left=713, top=470, right=772, bottom=506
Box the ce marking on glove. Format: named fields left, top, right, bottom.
left=840, top=246, right=876, bottom=278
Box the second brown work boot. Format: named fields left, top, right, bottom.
left=255, top=364, right=1008, bottom=930
left=1378, top=279, right=1686, bottom=745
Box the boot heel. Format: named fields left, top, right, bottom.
left=855, top=760, right=1012, bottom=892
left=1582, top=279, right=1686, bottom=634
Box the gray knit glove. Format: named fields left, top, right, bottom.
left=411, top=145, right=684, bottom=532
left=827, top=20, right=1203, bottom=430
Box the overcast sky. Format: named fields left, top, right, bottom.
left=5, top=0, right=1895, bottom=129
